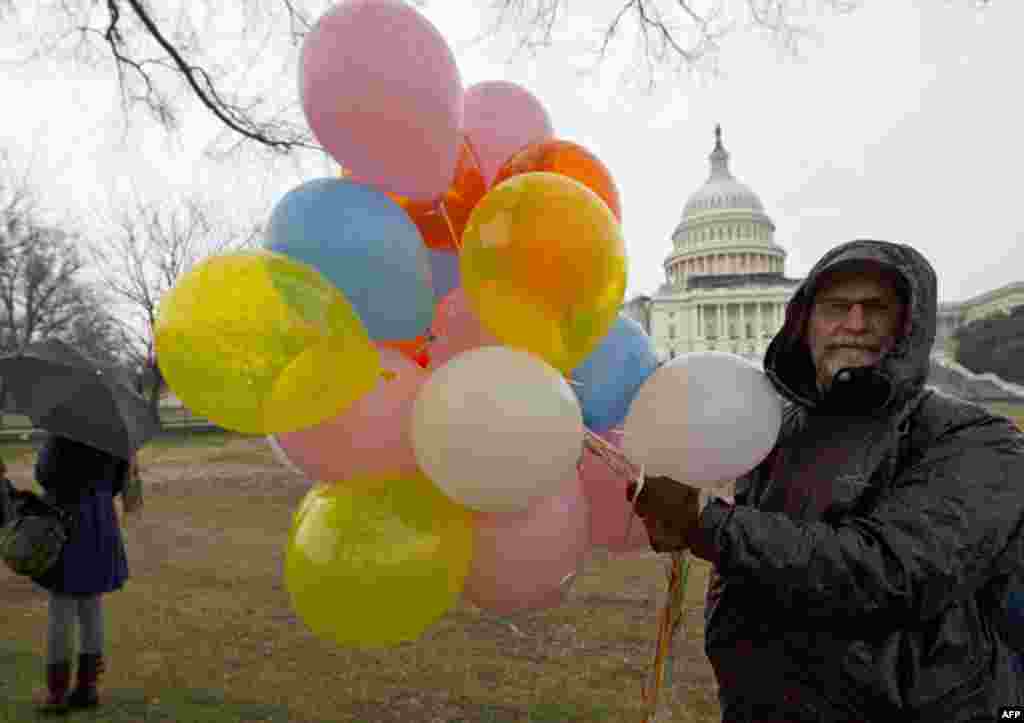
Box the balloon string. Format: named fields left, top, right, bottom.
left=462, top=134, right=486, bottom=182
left=581, top=428, right=646, bottom=553
left=582, top=428, right=638, bottom=480
left=623, top=463, right=644, bottom=547
left=434, top=197, right=461, bottom=252
left=581, top=427, right=691, bottom=718
left=641, top=550, right=690, bottom=722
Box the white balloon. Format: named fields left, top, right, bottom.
left=411, top=346, right=584, bottom=512
left=622, top=352, right=782, bottom=488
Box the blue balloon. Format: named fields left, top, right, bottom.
left=570, top=315, right=658, bottom=433
left=266, top=178, right=433, bottom=341
left=427, top=248, right=460, bottom=300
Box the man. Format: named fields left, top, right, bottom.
left=629, top=240, right=1024, bottom=722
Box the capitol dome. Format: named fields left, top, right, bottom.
left=681, top=125, right=765, bottom=218
left=663, top=125, right=787, bottom=289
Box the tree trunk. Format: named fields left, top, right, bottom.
left=137, top=365, right=164, bottom=430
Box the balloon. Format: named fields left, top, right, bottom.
left=284, top=472, right=474, bottom=648
left=411, top=346, right=584, bottom=512
left=300, top=0, right=462, bottom=200
left=578, top=429, right=650, bottom=553
left=276, top=347, right=427, bottom=482
left=460, top=172, right=628, bottom=373
left=426, top=248, right=461, bottom=300
left=570, top=315, right=658, bottom=433
left=462, top=473, right=590, bottom=615
left=380, top=335, right=429, bottom=367
left=266, top=177, right=434, bottom=341
left=462, top=80, right=554, bottom=185
left=492, top=139, right=622, bottom=221
left=393, top=135, right=486, bottom=251
left=155, top=250, right=380, bottom=435
left=622, top=352, right=783, bottom=487
left=427, top=288, right=499, bottom=369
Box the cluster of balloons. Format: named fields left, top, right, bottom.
left=153, top=0, right=783, bottom=651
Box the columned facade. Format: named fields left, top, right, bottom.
left=627, top=126, right=801, bottom=365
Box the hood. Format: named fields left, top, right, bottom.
left=764, top=239, right=937, bottom=415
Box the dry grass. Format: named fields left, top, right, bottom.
left=1, top=435, right=721, bottom=723
left=3, top=401, right=1016, bottom=721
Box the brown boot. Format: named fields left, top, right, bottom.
left=36, top=662, right=72, bottom=715
left=66, top=653, right=104, bottom=709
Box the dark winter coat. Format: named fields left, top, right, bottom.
left=689, top=240, right=1024, bottom=722
left=32, top=436, right=130, bottom=596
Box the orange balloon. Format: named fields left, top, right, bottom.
left=392, top=135, right=487, bottom=251
left=492, top=139, right=622, bottom=222
left=460, top=172, right=627, bottom=373
left=379, top=335, right=429, bottom=365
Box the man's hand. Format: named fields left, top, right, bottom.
left=626, top=475, right=702, bottom=553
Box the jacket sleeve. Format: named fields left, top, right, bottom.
left=702, top=416, right=1024, bottom=622
left=704, top=459, right=760, bottom=613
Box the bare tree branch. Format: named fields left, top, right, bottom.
left=485, top=0, right=865, bottom=85
left=0, top=161, right=127, bottom=412
left=0, top=0, right=990, bottom=157
left=86, top=195, right=261, bottom=413
left=120, top=0, right=316, bottom=152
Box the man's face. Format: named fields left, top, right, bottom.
left=806, top=266, right=907, bottom=392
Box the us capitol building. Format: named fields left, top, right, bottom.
left=622, top=126, right=1024, bottom=367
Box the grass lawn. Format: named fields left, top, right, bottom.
left=0, top=434, right=720, bottom=723
left=1, top=400, right=1019, bottom=722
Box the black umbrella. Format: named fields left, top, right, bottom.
left=0, top=339, right=160, bottom=459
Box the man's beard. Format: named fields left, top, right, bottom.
left=818, top=344, right=884, bottom=392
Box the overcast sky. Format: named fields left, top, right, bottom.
left=0, top=1, right=1020, bottom=306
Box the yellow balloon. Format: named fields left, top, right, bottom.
left=154, top=250, right=380, bottom=435
left=460, top=171, right=627, bottom=373
left=284, top=471, right=475, bottom=648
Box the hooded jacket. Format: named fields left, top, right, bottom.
left=690, top=240, right=1024, bottom=722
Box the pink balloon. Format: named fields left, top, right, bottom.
left=427, top=287, right=499, bottom=369
left=275, top=346, right=427, bottom=482
left=301, top=0, right=463, bottom=200
left=462, top=80, right=554, bottom=186
left=462, top=473, right=590, bottom=615
left=578, top=429, right=651, bottom=554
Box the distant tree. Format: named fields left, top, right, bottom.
left=953, top=305, right=1024, bottom=386
left=87, top=195, right=261, bottom=420
left=0, top=1, right=991, bottom=156
left=0, top=156, right=126, bottom=415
